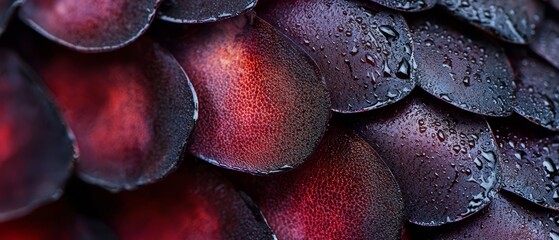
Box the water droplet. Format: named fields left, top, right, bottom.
left=437, top=130, right=446, bottom=142
left=396, top=58, right=411, bottom=79
left=379, top=25, right=399, bottom=41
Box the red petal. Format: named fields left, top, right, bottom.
left=158, top=0, right=257, bottom=23
left=258, top=0, right=415, bottom=113
left=160, top=14, right=330, bottom=174
left=438, top=0, right=544, bottom=44
left=0, top=50, right=74, bottom=221
left=351, top=91, right=500, bottom=226
left=0, top=199, right=116, bottom=239
left=105, top=160, right=274, bottom=239
left=530, top=17, right=559, bottom=71
left=19, top=0, right=160, bottom=52
left=409, top=15, right=515, bottom=117
left=31, top=38, right=197, bottom=191
left=239, top=126, right=405, bottom=239
left=492, top=116, right=559, bottom=210
left=366, top=0, right=436, bottom=12
left=510, top=50, right=559, bottom=131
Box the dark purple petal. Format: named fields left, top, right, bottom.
left=351, top=91, right=500, bottom=226
left=438, top=0, right=544, bottom=44
left=509, top=50, right=559, bottom=131
left=530, top=17, right=559, bottom=70
left=409, top=15, right=515, bottom=117
left=160, top=14, right=330, bottom=174
left=492, top=116, right=559, bottom=210
left=551, top=0, right=559, bottom=11
left=0, top=49, right=74, bottom=222
left=258, top=0, right=415, bottom=113
left=239, top=126, right=404, bottom=239
left=159, top=0, right=257, bottom=23
left=366, top=0, right=436, bottom=12
left=105, top=160, right=274, bottom=239
left=0, top=199, right=116, bottom=239
left=407, top=193, right=559, bottom=239
left=31, top=38, right=197, bottom=191
left=19, top=0, right=160, bottom=52
left=0, top=0, right=19, bottom=34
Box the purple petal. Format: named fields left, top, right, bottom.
left=406, top=193, right=559, bottom=239
left=258, top=0, right=415, bottom=113
left=509, top=49, right=559, bottom=131
left=366, top=0, right=436, bottom=12
left=409, top=15, right=515, bottom=117
left=530, top=17, right=559, bottom=70
left=438, top=0, right=544, bottom=44
left=492, top=116, right=559, bottom=210
left=351, top=91, right=500, bottom=226
left=158, top=0, right=257, bottom=23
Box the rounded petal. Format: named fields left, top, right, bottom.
left=158, top=0, right=257, bottom=23
left=19, top=0, right=160, bottom=52
left=31, top=38, right=197, bottom=191
left=366, top=0, right=436, bottom=12
left=510, top=50, right=559, bottom=131
left=106, top=160, right=274, bottom=239
left=0, top=50, right=74, bottom=221
left=530, top=17, right=559, bottom=70
left=407, top=193, right=559, bottom=239
left=409, top=16, right=515, bottom=117
left=492, top=116, right=559, bottom=210
left=239, top=126, right=405, bottom=239
left=351, top=91, right=500, bottom=226
left=438, top=0, right=544, bottom=44
left=258, top=0, right=415, bottom=113
left=161, top=14, right=330, bottom=174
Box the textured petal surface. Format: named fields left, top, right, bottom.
left=259, top=0, right=415, bottom=113
left=0, top=50, right=74, bottom=222
left=19, top=0, right=160, bottom=52
left=31, top=38, right=197, bottom=191
left=366, top=0, right=436, bottom=12
left=438, top=0, right=544, bottom=44
left=406, top=193, right=559, bottom=239
left=159, top=0, right=256, bottom=23
left=161, top=14, right=330, bottom=174
left=351, top=91, right=500, bottom=226
left=239, top=126, right=405, bottom=239
left=409, top=16, right=514, bottom=117
left=530, top=17, right=559, bottom=70
left=106, top=160, right=274, bottom=240
left=492, top=116, right=559, bottom=210
left=510, top=50, right=559, bottom=131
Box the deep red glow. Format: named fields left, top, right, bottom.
left=162, top=14, right=331, bottom=174
left=31, top=38, right=197, bottom=190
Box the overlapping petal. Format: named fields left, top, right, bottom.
left=351, top=91, right=500, bottom=226
left=159, top=14, right=330, bottom=174
left=259, top=0, right=415, bottom=113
